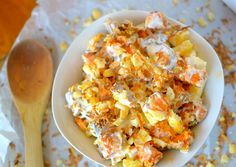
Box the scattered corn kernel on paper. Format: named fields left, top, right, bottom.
left=0, top=0, right=236, bottom=166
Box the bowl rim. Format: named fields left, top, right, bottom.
left=52, top=10, right=224, bottom=167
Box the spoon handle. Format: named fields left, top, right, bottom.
left=22, top=111, right=44, bottom=167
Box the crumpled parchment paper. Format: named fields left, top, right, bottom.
left=0, top=0, right=236, bottom=166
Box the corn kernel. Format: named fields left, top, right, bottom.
left=168, top=110, right=184, bottom=133
left=92, top=8, right=102, bottom=20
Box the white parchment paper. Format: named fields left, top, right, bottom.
left=0, top=0, right=236, bottom=166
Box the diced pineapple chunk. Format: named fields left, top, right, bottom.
left=128, top=137, right=134, bottom=145
left=72, top=91, right=82, bottom=99
left=189, top=85, right=204, bottom=101
left=131, top=53, right=144, bottom=67
left=134, top=129, right=152, bottom=145
left=166, top=87, right=175, bottom=101
left=169, top=30, right=190, bottom=46
left=130, top=117, right=140, bottom=128
left=113, top=118, right=123, bottom=126
left=153, top=138, right=167, bottom=148
left=174, top=40, right=193, bottom=57
left=143, top=110, right=166, bottom=126
left=103, top=68, right=115, bottom=77
left=82, top=64, right=100, bottom=79
left=115, top=102, right=129, bottom=112
left=80, top=80, right=92, bottom=91
left=168, top=110, right=184, bottom=133
left=120, top=109, right=129, bottom=119
left=94, top=58, right=106, bottom=68
left=88, top=33, right=104, bottom=50
left=186, top=54, right=207, bottom=70
left=123, top=158, right=142, bottom=167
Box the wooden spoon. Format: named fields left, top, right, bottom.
left=7, top=39, right=53, bottom=167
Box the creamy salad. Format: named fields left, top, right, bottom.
left=65, top=12, right=208, bottom=167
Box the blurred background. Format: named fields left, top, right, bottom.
left=0, top=0, right=36, bottom=66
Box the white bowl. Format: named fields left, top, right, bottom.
left=52, top=10, right=224, bottom=167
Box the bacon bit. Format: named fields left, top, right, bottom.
left=66, top=147, right=83, bottom=167
left=205, top=32, right=234, bottom=71
left=225, top=72, right=236, bottom=85
left=191, top=73, right=200, bottom=84
left=51, top=132, right=61, bottom=138
left=74, top=117, right=87, bottom=131
left=83, top=161, right=89, bottom=167
left=9, top=142, right=15, bottom=151
left=221, top=18, right=231, bottom=25
left=156, top=52, right=170, bottom=65
left=217, top=106, right=235, bottom=158
left=14, top=153, right=22, bottom=165
left=44, top=160, right=51, bottom=167
left=153, top=97, right=168, bottom=111
left=83, top=52, right=96, bottom=65
left=51, top=147, right=57, bottom=152
left=138, top=30, right=148, bottom=38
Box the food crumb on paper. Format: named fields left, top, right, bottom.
left=92, top=8, right=102, bottom=20
left=13, top=153, right=22, bottom=166
left=83, top=161, right=89, bottom=167
left=225, top=72, right=236, bottom=85
left=51, top=132, right=61, bottom=138
left=172, top=0, right=179, bottom=6
left=60, top=41, right=69, bottom=53
left=83, top=16, right=94, bottom=27
left=68, top=29, right=77, bottom=38
left=179, top=18, right=186, bottom=24
left=206, top=161, right=215, bottom=167
left=220, top=154, right=229, bottom=164
left=66, top=147, right=83, bottom=167
left=44, top=160, right=51, bottom=167
left=73, top=16, right=80, bottom=24
left=198, top=17, right=207, bottom=27
left=9, top=142, right=15, bottom=151
left=207, top=11, right=215, bottom=22
left=229, top=143, right=236, bottom=154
